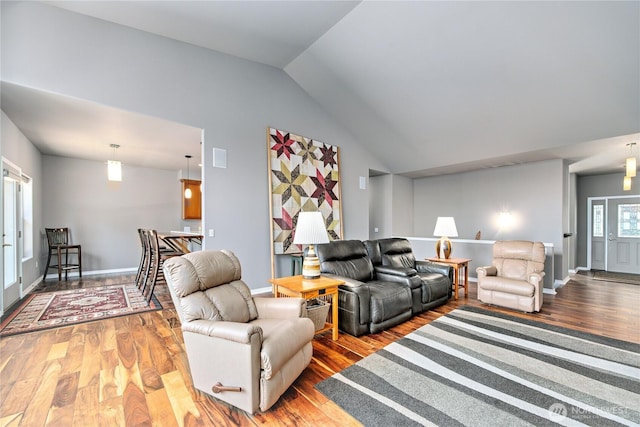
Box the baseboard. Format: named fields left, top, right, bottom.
left=22, top=275, right=43, bottom=297
left=45, top=267, right=138, bottom=280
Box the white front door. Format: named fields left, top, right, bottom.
left=2, top=161, right=22, bottom=311
left=607, top=197, right=640, bottom=274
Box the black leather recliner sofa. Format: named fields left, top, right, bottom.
left=315, top=238, right=452, bottom=336
left=366, top=238, right=452, bottom=315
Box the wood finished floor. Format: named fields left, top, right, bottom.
left=0, top=272, right=638, bottom=426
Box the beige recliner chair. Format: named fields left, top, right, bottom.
left=162, top=250, right=315, bottom=413
left=476, top=240, right=546, bottom=312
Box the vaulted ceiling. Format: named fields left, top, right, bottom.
left=3, top=1, right=639, bottom=176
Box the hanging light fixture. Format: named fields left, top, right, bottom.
left=107, top=144, right=122, bottom=181
left=184, top=155, right=192, bottom=199
left=623, top=175, right=632, bottom=191
left=625, top=142, right=637, bottom=178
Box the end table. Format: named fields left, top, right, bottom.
left=268, top=275, right=343, bottom=340
left=426, top=257, right=471, bottom=300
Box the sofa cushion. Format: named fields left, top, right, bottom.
left=164, top=250, right=257, bottom=323
left=418, top=272, right=450, bottom=302
left=317, top=240, right=375, bottom=282
left=479, top=276, right=534, bottom=297
left=492, top=241, right=545, bottom=280
left=366, top=281, right=412, bottom=324
left=378, top=238, right=417, bottom=269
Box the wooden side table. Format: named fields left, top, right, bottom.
left=426, top=257, right=471, bottom=300
left=268, top=275, right=343, bottom=340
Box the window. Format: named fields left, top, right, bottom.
left=22, top=174, right=33, bottom=260
left=593, top=205, right=603, bottom=237
left=618, top=204, right=640, bottom=238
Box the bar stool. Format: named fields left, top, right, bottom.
left=141, top=229, right=181, bottom=302
left=44, top=228, right=82, bottom=281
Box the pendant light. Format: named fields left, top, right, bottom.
left=625, top=142, right=637, bottom=178
left=184, top=155, right=192, bottom=199
left=107, top=144, right=122, bottom=181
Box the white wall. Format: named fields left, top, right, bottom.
left=369, top=174, right=392, bottom=238
left=391, top=175, right=413, bottom=237
left=2, top=2, right=388, bottom=287
left=1, top=111, right=43, bottom=291
left=412, top=159, right=565, bottom=286
left=41, top=155, right=182, bottom=273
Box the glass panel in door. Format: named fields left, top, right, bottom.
left=607, top=197, right=640, bottom=274
left=590, top=200, right=606, bottom=270
left=3, top=163, right=21, bottom=310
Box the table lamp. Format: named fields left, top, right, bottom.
left=293, top=211, right=330, bottom=279
left=433, top=216, right=458, bottom=259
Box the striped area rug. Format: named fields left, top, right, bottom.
left=316, top=306, right=640, bottom=426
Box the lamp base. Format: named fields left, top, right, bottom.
left=435, top=237, right=452, bottom=259
left=302, top=244, right=321, bottom=279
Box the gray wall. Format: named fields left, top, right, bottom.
left=41, top=155, right=182, bottom=273
left=2, top=2, right=387, bottom=288
left=576, top=172, right=640, bottom=268
left=412, top=159, right=565, bottom=286
left=369, top=174, right=392, bottom=238
left=1, top=110, right=43, bottom=290
left=391, top=175, right=414, bottom=237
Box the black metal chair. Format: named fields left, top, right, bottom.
left=44, top=227, right=82, bottom=281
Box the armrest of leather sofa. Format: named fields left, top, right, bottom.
left=476, top=266, right=497, bottom=277
left=254, top=297, right=307, bottom=319
left=182, top=319, right=263, bottom=344
left=527, top=271, right=545, bottom=285
left=374, top=265, right=417, bottom=277
left=322, top=273, right=371, bottom=328
left=375, top=269, right=423, bottom=290
left=416, top=260, right=452, bottom=278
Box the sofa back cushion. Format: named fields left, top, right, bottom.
left=163, top=250, right=258, bottom=323
left=492, top=241, right=545, bottom=281
left=316, top=240, right=374, bottom=282
left=363, top=240, right=381, bottom=265
left=378, top=238, right=416, bottom=269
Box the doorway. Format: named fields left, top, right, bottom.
left=588, top=196, right=640, bottom=273
left=2, top=159, right=23, bottom=311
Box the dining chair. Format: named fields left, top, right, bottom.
left=44, top=227, right=82, bottom=281
left=135, top=228, right=151, bottom=290
left=140, top=229, right=181, bottom=302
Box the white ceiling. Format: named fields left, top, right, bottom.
left=3, top=1, right=638, bottom=176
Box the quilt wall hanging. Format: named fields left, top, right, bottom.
left=267, top=127, right=343, bottom=277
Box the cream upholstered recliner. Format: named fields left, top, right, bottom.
left=162, top=250, right=315, bottom=414
left=476, top=240, right=546, bottom=313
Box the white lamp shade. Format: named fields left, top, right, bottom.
left=433, top=216, right=458, bottom=237
left=626, top=157, right=636, bottom=178
left=293, top=211, right=330, bottom=245
left=623, top=175, right=632, bottom=191
left=107, top=160, right=122, bottom=181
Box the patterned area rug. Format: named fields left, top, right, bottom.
left=316, top=306, right=640, bottom=426
left=0, top=284, right=162, bottom=337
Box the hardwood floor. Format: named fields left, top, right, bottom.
left=1, top=272, right=638, bottom=426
